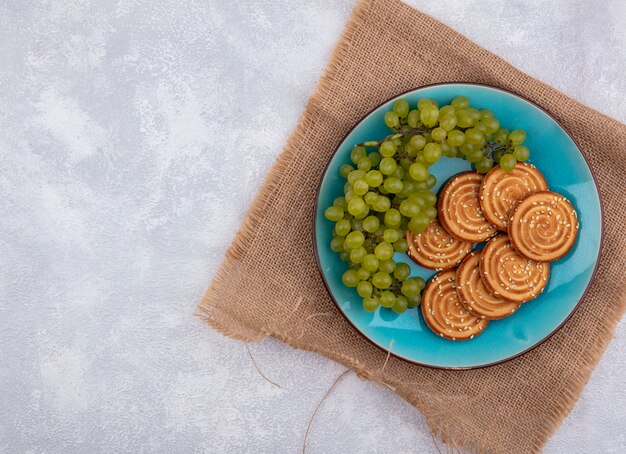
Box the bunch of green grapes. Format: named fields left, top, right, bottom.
left=325, top=96, right=531, bottom=314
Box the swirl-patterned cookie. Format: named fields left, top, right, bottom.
left=406, top=219, right=473, bottom=270
left=479, top=163, right=548, bottom=230
left=508, top=191, right=579, bottom=262
left=421, top=269, right=489, bottom=340
left=479, top=235, right=550, bottom=303
left=438, top=172, right=498, bottom=242
left=456, top=252, right=521, bottom=320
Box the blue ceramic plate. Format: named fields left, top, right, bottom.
left=314, top=83, right=602, bottom=369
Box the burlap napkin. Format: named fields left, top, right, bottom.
left=198, top=0, right=626, bottom=451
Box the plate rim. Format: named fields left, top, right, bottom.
left=312, top=81, right=604, bottom=370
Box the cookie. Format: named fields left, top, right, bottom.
left=508, top=191, right=579, bottom=262
left=479, top=235, right=550, bottom=303
left=406, top=219, right=473, bottom=270
left=421, top=269, right=489, bottom=340
left=456, top=251, right=521, bottom=320
left=438, top=172, right=498, bottom=242
left=479, top=162, right=549, bottom=231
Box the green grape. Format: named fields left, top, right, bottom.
left=441, top=143, right=458, bottom=157
left=350, top=218, right=363, bottom=232
left=464, top=128, right=485, bottom=146
left=393, top=238, right=409, bottom=252
left=467, top=149, right=483, bottom=163
left=418, top=191, right=437, bottom=206
left=379, top=291, right=396, bottom=308
left=424, top=206, right=437, bottom=219
left=451, top=96, right=469, bottom=109
left=417, top=98, right=435, bottom=110
left=500, top=153, right=517, bottom=171
left=431, top=127, right=447, bottom=142
left=344, top=181, right=353, bottom=192
left=324, top=206, right=344, bottom=221
left=353, top=180, right=369, bottom=196
left=509, top=129, right=526, bottom=145
left=398, top=181, right=416, bottom=198
left=347, top=169, right=366, bottom=185
left=423, top=143, right=442, bottom=164
left=348, top=197, right=366, bottom=216
left=401, top=278, right=421, bottom=297
left=362, top=296, right=379, bottom=312
left=392, top=166, right=404, bottom=180
left=480, top=109, right=494, bottom=120
left=350, top=246, right=367, bottom=263
left=393, top=263, right=411, bottom=280
left=392, top=138, right=402, bottom=147
left=368, top=152, right=381, bottom=167
left=482, top=117, right=500, bottom=134
left=357, top=280, right=373, bottom=298
left=424, top=174, right=437, bottom=190
left=420, top=104, right=439, bottom=128
left=374, top=242, right=394, bottom=261
left=476, top=157, right=494, bottom=173
left=362, top=215, right=380, bottom=233
left=383, top=177, right=403, bottom=194
left=407, top=109, right=420, bottom=128
left=351, top=146, right=366, bottom=164
left=392, top=296, right=408, bottom=314
left=493, top=128, right=510, bottom=146
left=415, top=151, right=428, bottom=165
left=372, top=196, right=391, bottom=212
left=407, top=294, right=422, bottom=308
left=466, top=108, right=480, bottom=123
left=339, top=251, right=350, bottom=262
left=345, top=230, right=365, bottom=248
left=372, top=272, right=393, bottom=289
left=513, top=145, right=530, bottom=161
left=342, top=269, right=359, bottom=287
left=339, top=164, right=354, bottom=178
left=409, top=162, right=429, bottom=181
left=410, top=135, right=427, bottom=150
left=365, top=170, right=383, bottom=187
left=363, top=254, right=379, bottom=272
left=357, top=156, right=372, bottom=172
left=379, top=259, right=397, bottom=274
left=384, top=111, right=400, bottom=129
left=439, top=114, right=457, bottom=131
left=364, top=191, right=378, bottom=206
left=447, top=129, right=465, bottom=147
left=439, top=105, right=455, bottom=118
left=383, top=228, right=401, bottom=243
left=407, top=192, right=426, bottom=207
left=492, top=149, right=504, bottom=163
left=404, top=142, right=417, bottom=158
left=334, top=197, right=347, bottom=209
left=399, top=199, right=420, bottom=218
left=408, top=213, right=431, bottom=233
left=357, top=268, right=370, bottom=281
left=353, top=206, right=369, bottom=220
left=393, top=98, right=409, bottom=118
left=456, top=109, right=475, bottom=128
left=379, top=157, right=397, bottom=175
left=345, top=190, right=356, bottom=203
left=474, top=122, right=488, bottom=133
left=330, top=237, right=344, bottom=252
left=380, top=141, right=397, bottom=158
left=335, top=219, right=351, bottom=236
left=384, top=208, right=401, bottom=227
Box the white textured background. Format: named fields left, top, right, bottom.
left=1, top=0, right=625, bottom=452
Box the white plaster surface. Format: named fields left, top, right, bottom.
left=0, top=0, right=624, bottom=452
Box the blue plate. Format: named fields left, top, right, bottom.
left=314, top=83, right=602, bottom=369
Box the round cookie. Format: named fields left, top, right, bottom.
left=421, top=269, right=489, bottom=341
left=508, top=191, right=579, bottom=262
left=406, top=219, right=473, bottom=270
left=456, top=251, right=521, bottom=320
left=438, top=172, right=498, bottom=242
left=479, top=235, right=550, bottom=303
left=479, top=162, right=548, bottom=230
